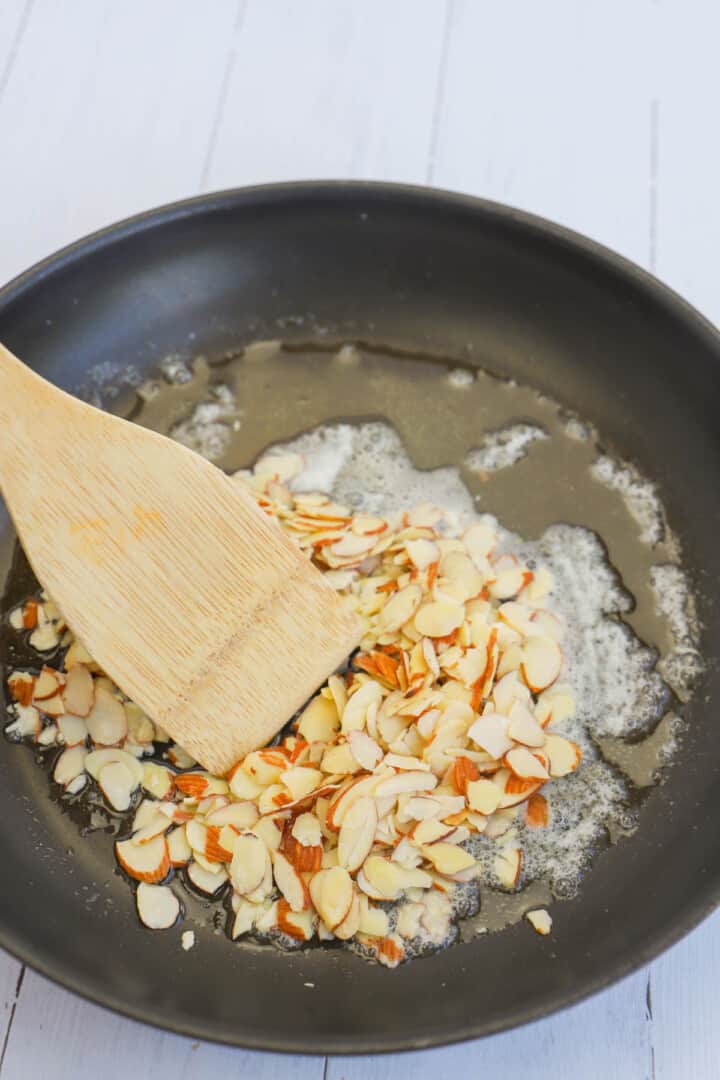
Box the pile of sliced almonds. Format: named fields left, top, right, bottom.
left=4, top=451, right=579, bottom=963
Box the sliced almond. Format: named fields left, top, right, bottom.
left=85, top=747, right=143, bottom=786
left=438, top=551, right=484, bottom=602
left=53, top=745, right=87, bottom=787
left=64, top=640, right=94, bottom=669
left=86, top=686, right=127, bottom=746
left=521, top=637, right=562, bottom=693
left=361, top=855, right=432, bottom=899
left=333, top=889, right=361, bottom=941
left=468, top=713, right=513, bottom=759
left=309, top=866, right=354, bottom=929
left=62, top=664, right=94, bottom=717
left=421, top=843, right=476, bottom=876
left=116, top=835, right=169, bottom=883
left=466, top=777, right=502, bottom=815
left=507, top=700, right=546, bottom=747
left=494, top=846, right=522, bottom=888
left=358, top=895, right=390, bottom=937
left=373, top=770, right=437, bottom=799
left=280, top=765, right=323, bottom=802
left=526, top=908, right=553, bottom=935
left=414, top=601, right=464, bottom=638
left=230, top=831, right=270, bottom=896
left=136, top=882, right=180, bottom=929
left=142, top=762, right=175, bottom=800
left=505, top=746, right=550, bottom=781
left=232, top=897, right=265, bottom=938
left=544, top=733, right=582, bottom=777
left=168, top=825, right=192, bottom=866
left=57, top=714, right=88, bottom=747
left=33, top=666, right=63, bottom=701
left=405, top=539, right=440, bottom=571
left=463, top=523, right=496, bottom=564
left=326, top=775, right=379, bottom=831
left=7, top=671, right=35, bottom=707
left=98, top=760, right=138, bottom=811
left=36, top=692, right=64, bottom=718
left=341, top=680, right=383, bottom=733
left=277, top=900, right=316, bottom=942
left=297, top=694, right=340, bottom=742
left=348, top=729, right=383, bottom=771
left=187, top=859, right=229, bottom=895
left=379, top=583, right=423, bottom=632
left=337, top=796, right=377, bottom=872
left=489, top=567, right=532, bottom=601
left=29, top=623, right=60, bottom=651
left=206, top=801, right=259, bottom=830
left=272, top=850, right=310, bottom=912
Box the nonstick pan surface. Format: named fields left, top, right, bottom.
left=0, top=183, right=718, bottom=1054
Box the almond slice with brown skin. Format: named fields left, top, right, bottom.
left=309, top=866, right=354, bottom=930
left=526, top=908, right=553, bottom=935
left=32, top=666, right=64, bottom=701
left=544, top=733, right=582, bottom=776
left=116, top=835, right=169, bottom=883
left=98, top=760, right=138, bottom=811
left=7, top=671, right=35, bottom=706
left=337, top=796, right=377, bottom=872
left=373, top=770, right=437, bottom=799
left=62, top=664, right=94, bottom=717
left=326, top=775, right=379, bottom=831
left=36, top=692, right=64, bottom=718
left=277, top=900, right=316, bottom=942
left=505, top=746, right=550, bottom=781
left=521, top=637, right=563, bottom=694
left=136, top=882, right=180, bottom=930
left=86, top=686, right=127, bottom=746
left=405, top=539, right=439, bottom=571
left=494, top=846, right=522, bottom=888
left=272, top=850, right=310, bottom=912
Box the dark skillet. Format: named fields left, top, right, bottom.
left=0, top=183, right=718, bottom=1055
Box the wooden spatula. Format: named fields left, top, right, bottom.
left=0, top=343, right=362, bottom=774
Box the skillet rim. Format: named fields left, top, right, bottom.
left=0, top=180, right=718, bottom=1055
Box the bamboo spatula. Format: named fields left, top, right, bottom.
left=0, top=343, right=362, bottom=774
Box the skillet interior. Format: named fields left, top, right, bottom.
left=0, top=183, right=718, bottom=1054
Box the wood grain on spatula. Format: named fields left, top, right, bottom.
left=0, top=343, right=362, bottom=774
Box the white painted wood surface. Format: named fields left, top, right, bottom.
left=0, top=1, right=718, bottom=1076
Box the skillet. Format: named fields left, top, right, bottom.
left=0, top=182, right=718, bottom=1054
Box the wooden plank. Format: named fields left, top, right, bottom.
left=654, top=0, right=720, bottom=325
left=0, top=968, right=325, bottom=1080
left=204, top=0, right=450, bottom=189
left=431, top=0, right=656, bottom=268
left=0, top=955, right=23, bottom=1074
left=0, top=0, right=33, bottom=95
left=648, top=911, right=720, bottom=1080
left=326, top=969, right=651, bottom=1080
left=0, top=0, right=242, bottom=286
